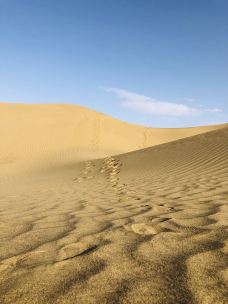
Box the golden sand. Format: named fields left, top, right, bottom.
left=0, top=103, right=227, bottom=303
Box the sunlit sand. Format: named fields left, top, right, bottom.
left=0, top=103, right=227, bottom=303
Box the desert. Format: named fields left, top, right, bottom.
left=0, top=103, right=227, bottom=303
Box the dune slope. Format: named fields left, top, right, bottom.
left=0, top=103, right=225, bottom=164
left=0, top=122, right=227, bottom=303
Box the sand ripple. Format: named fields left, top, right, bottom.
left=0, top=127, right=227, bottom=303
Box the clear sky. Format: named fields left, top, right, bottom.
left=0, top=0, right=227, bottom=127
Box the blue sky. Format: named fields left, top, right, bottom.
left=0, top=0, right=227, bottom=127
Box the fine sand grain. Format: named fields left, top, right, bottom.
left=0, top=103, right=227, bottom=303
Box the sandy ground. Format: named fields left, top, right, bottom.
left=0, top=103, right=228, bottom=303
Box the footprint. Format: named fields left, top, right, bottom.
left=130, top=223, right=162, bottom=235
left=57, top=242, right=97, bottom=261
left=0, top=259, right=16, bottom=273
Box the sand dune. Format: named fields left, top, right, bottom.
left=0, top=103, right=225, bottom=162
left=0, top=103, right=228, bottom=303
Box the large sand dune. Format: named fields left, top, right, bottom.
left=0, top=103, right=225, bottom=162
left=0, top=103, right=227, bottom=303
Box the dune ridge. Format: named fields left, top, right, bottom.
left=0, top=103, right=228, bottom=303
left=0, top=102, right=226, bottom=163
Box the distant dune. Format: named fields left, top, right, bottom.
left=0, top=103, right=226, bottom=162
left=0, top=103, right=227, bottom=304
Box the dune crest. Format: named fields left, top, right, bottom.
left=0, top=102, right=225, bottom=163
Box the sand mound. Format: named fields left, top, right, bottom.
left=0, top=103, right=227, bottom=303
left=0, top=102, right=225, bottom=163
